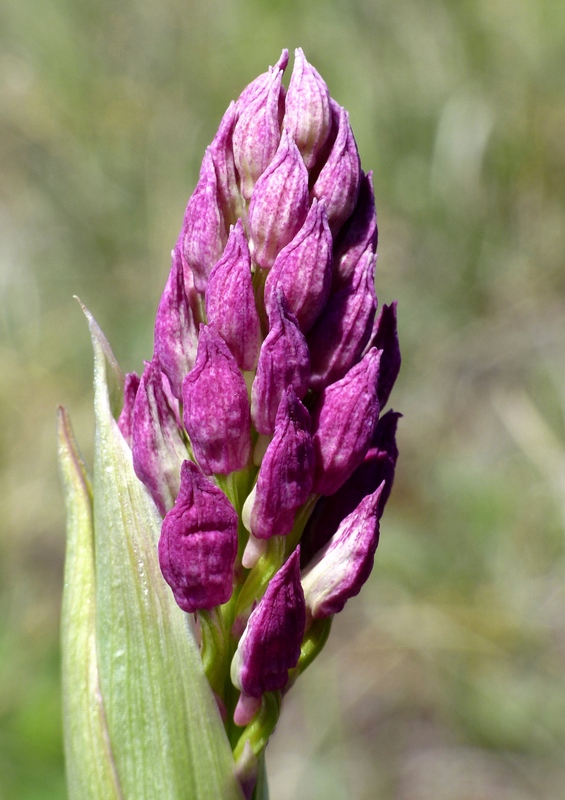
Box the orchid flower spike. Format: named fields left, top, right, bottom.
left=59, top=47, right=401, bottom=800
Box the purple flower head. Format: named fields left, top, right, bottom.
left=117, top=371, right=140, bottom=446
left=251, top=289, right=310, bottom=436
left=332, top=170, right=378, bottom=289
left=246, top=387, right=315, bottom=540
left=183, top=325, right=252, bottom=475
left=114, top=51, right=401, bottom=769
left=312, top=348, right=381, bottom=496
left=284, top=47, right=332, bottom=169
left=205, top=220, right=261, bottom=371
left=233, top=64, right=285, bottom=201
left=131, top=359, right=188, bottom=515
left=301, top=409, right=400, bottom=566
left=154, top=246, right=199, bottom=400
left=301, top=484, right=383, bottom=619
left=180, top=149, right=227, bottom=293
left=308, top=245, right=377, bottom=392
left=311, top=103, right=361, bottom=235
left=231, top=548, right=305, bottom=698
left=264, top=199, right=333, bottom=333
left=248, top=130, right=310, bottom=269
left=158, top=460, right=238, bottom=613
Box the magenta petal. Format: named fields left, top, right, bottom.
left=248, top=130, right=310, bottom=269
left=308, top=245, right=377, bottom=392
left=233, top=66, right=284, bottom=201
left=208, top=101, right=242, bottom=226
left=249, top=388, right=315, bottom=540
left=312, top=348, right=381, bottom=496
left=183, top=325, right=252, bottom=475
left=206, top=220, right=261, bottom=371
left=236, top=50, right=289, bottom=109
left=332, top=171, right=378, bottom=289
left=159, top=460, right=238, bottom=613
left=131, top=359, right=187, bottom=515
left=301, top=485, right=383, bottom=619
left=232, top=548, right=305, bottom=697
left=301, top=410, right=400, bottom=565
left=366, top=301, right=401, bottom=409
left=154, top=248, right=199, bottom=400
left=264, top=199, right=333, bottom=333
left=251, top=290, right=310, bottom=436
left=284, top=47, right=332, bottom=169
left=311, top=103, right=361, bottom=235
left=181, top=149, right=227, bottom=293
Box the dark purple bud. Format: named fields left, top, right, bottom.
left=131, top=359, right=188, bottom=515
left=181, top=149, right=227, bottom=293
left=158, top=460, right=238, bottom=613
left=311, top=348, right=381, bottom=496
left=248, top=130, right=310, bottom=269
left=183, top=325, right=252, bottom=475
left=311, top=103, right=360, bottom=235
left=231, top=548, right=305, bottom=697
left=251, top=290, right=310, bottom=435
left=206, top=221, right=261, bottom=371
left=233, top=66, right=285, bottom=201
left=301, top=410, right=400, bottom=565
left=264, top=199, right=333, bottom=333
left=208, top=102, right=243, bottom=226
left=117, top=371, right=140, bottom=446
left=308, top=245, right=377, bottom=392
left=301, top=485, right=383, bottom=619
left=332, top=171, right=377, bottom=289
left=284, top=48, right=332, bottom=169
left=365, top=301, right=401, bottom=409
left=154, top=248, right=199, bottom=400
left=245, top=388, right=315, bottom=540
left=236, top=50, right=289, bottom=109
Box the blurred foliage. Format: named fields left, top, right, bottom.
left=1, top=0, right=564, bottom=798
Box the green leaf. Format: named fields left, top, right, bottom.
left=87, top=309, right=243, bottom=800
left=58, top=405, right=122, bottom=800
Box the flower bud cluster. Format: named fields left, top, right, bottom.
left=120, top=48, right=401, bottom=790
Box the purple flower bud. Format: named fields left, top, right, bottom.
left=247, top=388, right=315, bottom=540
left=301, top=485, right=383, bottom=619
left=158, top=460, right=238, bottom=613
left=117, top=371, right=140, bottom=446
left=248, top=130, right=309, bottom=269
left=236, top=50, right=289, bottom=109
left=365, top=301, right=401, bottom=409
left=308, top=245, right=377, bottom=392
left=251, top=290, right=310, bottom=435
left=233, top=66, right=285, bottom=201
left=264, top=199, right=333, bottom=333
left=231, top=548, right=305, bottom=698
left=181, top=149, right=227, bottom=293
left=183, top=325, right=252, bottom=475
left=131, top=359, right=188, bottom=515
left=154, top=247, right=199, bottom=400
left=206, top=221, right=261, bottom=371
left=208, top=102, right=243, bottom=226
left=301, top=410, right=400, bottom=565
left=284, top=47, right=332, bottom=169
left=311, top=348, right=381, bottom=496
left=311, top=103, right=360, bottom=235
left=332, top=171, right=378, bottom=289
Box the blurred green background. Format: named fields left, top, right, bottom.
left=1, top=0, right=564, bottom=797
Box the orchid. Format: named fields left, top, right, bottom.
left=58, top=47, right=401, bottom=800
